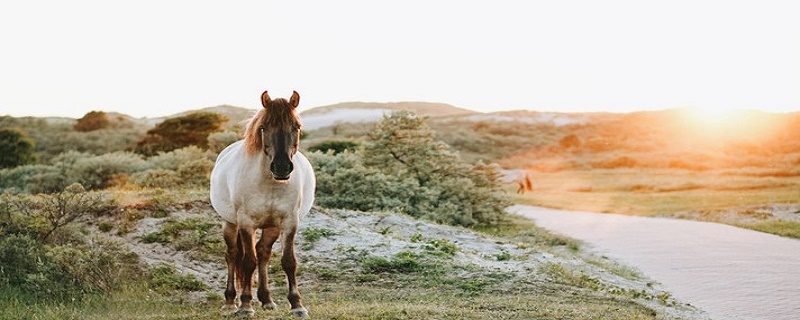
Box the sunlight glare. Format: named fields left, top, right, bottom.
left=686, top=106, right=745, bottom=129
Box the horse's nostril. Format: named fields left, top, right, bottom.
left=270, top=161, right=293, bottom=176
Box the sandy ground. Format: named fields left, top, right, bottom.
left=106, top=205, right=706, bottom=319
left=510, top=205, right=800, bottom=320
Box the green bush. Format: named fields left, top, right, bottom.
left=0, top=233, right=52, bottom=288
left=47, top=238, right=142, bottom=293
left=0, top=229, right=141, bottom=299
left=131, top=169, right=181, bottom=188
left=0, top=151, right=147, bottom=193
left=147, top=146, right=213, bottom=171
left=0, top=129, right=36, bottom=169
left=149, top=264, right=207, bottom=293
left=176, top=158, right=214, bottom=187
left=309, top=151, right=417, bottom=212
left=309, top=111, right=509, bottom=227
left=0, top=164, right=62, bottom=194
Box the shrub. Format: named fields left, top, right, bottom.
left=0, top=129, right=35, bottom=169
left=370, top=112, right=509, bottom=223
left=149, top=263, right=207, bottom=292
left=308, top=151, right=416, bottom=213
left=312, top=111, right=510, bottom=227
left=47, top=238, right=142, bottom=293
left=0, top=230, right=141, bottom=298
left=74, top=111, right=110, bottom=132
left=308, top=140, right=360, bottom=154
left=0, top=164, right=63, bottom=194
left=147, top=146, right=213, bottom=171
left=0, top=233, right=50, bottom=288
left=131, top=169, right=181, bottom=188
left=134, top=112, right=227, bottom=156
left=0, top=151, right=146, bottom=193
left=207, top=131, right=240, bottom=154
left=176, top=158, right=214, bottom=187
left=13, top=183, right=108, bottom=241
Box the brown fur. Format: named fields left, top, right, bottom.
left=244, top=97, right=301, bottom=155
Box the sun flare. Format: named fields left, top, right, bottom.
left=685, top=106, right=746, bottom=129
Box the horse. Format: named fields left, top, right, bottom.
left=517, top=173, right=533, bottom=194
left=210, top=90, right=315, bottom=317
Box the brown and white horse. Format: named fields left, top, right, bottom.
left=210, top=90, right=315, bottom=317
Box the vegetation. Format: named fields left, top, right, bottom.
left=4, top=105, right=795, bottom=318
left=0, top=129, right=35, bottom=168
left=133, top=112, right=226, bottom=156
left=74, top=111, right=110, bottom=132
left=307, top=139, right=360, bottom=154
left=310, top=111, right=509, bottom=227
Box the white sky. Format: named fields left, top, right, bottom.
left=1, top=0, right=799, bottom=118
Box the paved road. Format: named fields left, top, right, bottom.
left=510, top=205, right=800, bottom=320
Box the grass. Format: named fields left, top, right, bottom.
left=300, top=227, right=337, bottom=250
left=0, top=257, right=662, bottom=320
left=141, top=217, right=223, bottom=261
left=0, top=194, right=671, bottom=320
left=740, top=220, right=800, bottom=238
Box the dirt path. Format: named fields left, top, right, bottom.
left=510, top=205, right=800, bottom=320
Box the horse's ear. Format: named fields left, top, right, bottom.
left=261, top=91, right=270, bottom=109
left=289, top=91, right=300, bottom=109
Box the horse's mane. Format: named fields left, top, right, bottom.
left=243, top=98, right=300, bottom=155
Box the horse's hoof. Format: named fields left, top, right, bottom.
left=289, top=307, right=309, bottom=317
left=261, top=301, right=278, bottom=310
left=235, top=307, right=255, bottom=317
left=221, top=304, right=238, bottom=314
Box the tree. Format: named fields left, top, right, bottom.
left=0, top=129, right=35, bottom=168
left=133, top=112, right=227, bottom=156
left=74, top=111, right=110, bottom=132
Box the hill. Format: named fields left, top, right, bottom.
left=300, top=101, right=476, bottom=130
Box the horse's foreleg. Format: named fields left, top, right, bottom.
left=237, top=227, right=258, bottom=317
left=256, top=227, right=281, bottom=310
left=282, top=227, right=308, bottom=317
left=222, top=222, right=239, bottom=312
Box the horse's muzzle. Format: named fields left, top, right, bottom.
left=270, top=161, right=293, bottom=181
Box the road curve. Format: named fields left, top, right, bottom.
left=510, top=205, right=800, bottom=320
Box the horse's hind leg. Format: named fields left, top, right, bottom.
left=222, top=222, right=239, bottom=313
left=282, top=227, right=308, bottom=317
left=256, top=227, right=280, bottom=310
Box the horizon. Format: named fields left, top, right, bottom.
left=2, top=1, right=799, bottom=118
left=4, top=100, right=797, bottom=120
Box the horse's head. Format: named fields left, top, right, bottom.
left=258, top=90, right=301, bottom=181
